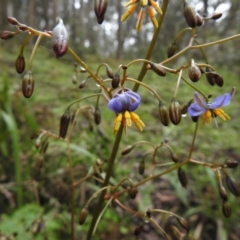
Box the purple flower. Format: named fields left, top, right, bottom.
left=188, top=88, right=235, bottom=125
left=108, top=89, right=141, bottom=113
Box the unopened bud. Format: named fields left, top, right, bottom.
left=196, top=14, right=204, bottom=26
left=121, top=145, right=135, bottom=155
left=72, top=74, right=77, bottom=84
left=183, top=0, right=197, bottom=28
left=0, top=31, right=17, bottom=40
left=214, top=74, right=224, bottom=87
left=219, top=185, right=228, bottom=201
left=18, top=25, right=28, bottom=31
left=159, top=102, right=170, bottom=126
left=134, top=225, right=143, bottom=236
left=181, top=99, right=193, bottom=115
left=15, top=55, right=25, bottom=74
left=111, top=73, right=120, bottom=88
left=224, top=159, right=238, bottom=168
left=106, top=65, right=114, bottom=78
left=210, top=12, right=222, bottom=20
left=222, top=201, right=231, bottom=218
left=78, top=208, right=88, bottom=225
left=149, top=63, right=166, bottom=77
left=191, top=116, right=199, bottom=122
left=59, top=110, right=71, bottom=139
left=7, top=17, right=20, bottom=25
left=79, top=79, right=87, bottom=89
left=205, top=67, right=215, bottom=86
left=94, top=0, right=108, bottom=24
left=52, top=19, right=69, bottom=58
left=22, top=71, right=34, bottom=98
left=171, top=152, right=178, bottom=163
left=94, top=107, right=101, bottom=125
left=138, top=160, right=145, bottom=175
left=169, top=98, right=182, bottom=125
left=128, top=187, right=138, bottom=199
left=225, top=175, right=240, bottom=197
left=178, top=168, right=188, bottom=188
left=167, top=42, right=176, bottom=58
left=176, top=217, right=190, bottom=233
left=189, top=61, right=201, bottom=82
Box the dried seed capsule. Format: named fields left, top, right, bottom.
left=167, top=42, right=176, bottom=58
left=183, top=0, right=197, bottom=28
left=7, top=17, right=20, bottom=25
left=225, top=176, right=240, bottom=197
left=224, top=160, right=238, bottom=168
left=0, top=31, right=16, bottom=40
left=121, top=145, right=134, bottom=155
left=78, top=208, right=88, bottom=225
left=15, top=55, right=25, bottom=74
left=111, top=73, right=120, bottom=88
left=169, top=98, right=182, bottom=125
left=94, top=0, right=108, bottom=23
left=128, top=187, right=138, bottom=199
left=52, top=19, right=69, bottom=58
left=106, top=65, right=114, bottom=78
left=138, top=160, right=145, bottom=175
left=94, top=107, right=101, bottom=125
left=59, top=110, right=71, bottom=139
left=189, top=61, right=201, bottom=82
left=222, top=201, right=231, bottom=218
left=134, top=225, right=143, bottom=236
left=178, top=168, right=188, bottom=188
left=218, top=185, right=228, bottom=201
left=22, top=71, right=34, bottom=98
left=159, top=102, right=170, bottom=126
left=149, top=63, right=166, bottom=77
left=176, top=217, right=190, bottom=233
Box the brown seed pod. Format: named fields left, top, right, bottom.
left=121, top=145, right=135, bottom=155
left=94, top=0, right=108, bottom=23
left=171, top=152, right=178, bottom=163
left=167, top=42, right=176, bottom=58
left=94, top=107, right=101, bottom=125
left=7, top=17, right=20, bottom=25
left=138, top=160, right=145, bottom=175
left=189, top=63, right=201, bottom=82
left=169, top=98, right=182, bottom=125
left=159, top=102, right=170, bottom=126
left=22, top=71, right=34, bottom=98
left=225, top=175, right=240, bottom=197
left=178, top=168, right=188, bottom=188
left=222, top=201, right=231, bottom=218
left=78, top=208, right=88, bottom=225
left=0, top=31, right=16, bottom=40
left=59, top=110, right=71, bottom=139
left=183, top=0, right=197, bottom=28
left=128, top=187, right=138, bottom=199
left=211, top=12, right=223, bottom=20
left=224, top=160, right=238, bottom=168
left=149, top=63, right=166, bottom=77
left=112, top=73, right=120, bottom=88
left=106, top=65, right=114, bottom=78
left=15, top=55, right=25, bottom=74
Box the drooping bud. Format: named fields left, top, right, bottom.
left=106, top=65, right=114, bottom=78
left=111, top=73, right=120, bottom=88
left=214, top=74, right=224, bottom=87
left=7, top=17, right=20, bottom=25
left=15, top=55, right=25, bottom=74
left=128, top=187, right=138, bottom=199
left=222, top=201, right=231, bottom=218
left=78, top=208, right=88, bottom=225
left=176, top=217, right=190, bottom=233
left=196, top=14, right=204, bottom=26
left=59, top=110, right=71, bottom=139
left=167, top=42, right=176, bottom=58
left=183, top=0, right=197, bottom=28
left=52, top=19, right=69, bottom=58
left=171, top=152, right=178, bottom=163
left=224, top=159, right=238, bottom=168
left=225, top=175, right=240, bottom=197
left=188, top=60, right=201, bottom=82
left=205, top=67, right=215, bottom=86
left=79, top=79, right=87, bottom=89
left=138, top=160, right=145, bottom=175
left=210, top=12, right=222, bottom=20
left=94, top=0, right=108, bottom=24
left=121, top=145, right=135, bottom=155
left=22, top=71, right=34, bottom=98
left=218, top=185, right=228, bottom=201
left=94, top=107, right=101, bottom=125
left=169, top=98, right=182, bottom=125
left=149, top=63, right=166, bottom=77
left=133, top=225, right=143, bottom=236
left=159, top=102, right=170, bottom=126
left=181, top=99, right=193, bottom=115
left=178, top=168, right=188, bottom=188
left=0, top=31, right=17, bottom=40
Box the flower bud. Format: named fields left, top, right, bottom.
left=128, top=187, right=138, bottom=199
left=22, top=71, right=34, bottom=98
left=211, top=12, right=222, bottom=20
left=78, top=208, right=88, bottom=225
left=52, top=19, right=69, bottom=58
left=138, top=160, right=145, bottom=175
left=7, top=17, right=20, bottom=25
left=79, top=79, right=87, bottom=89
left=134, top=225, right=143, bottom=236
left=59, top=110, right=71, bottom=139
left=0, top=31, right=16, bottom=40
left=149, top=63, right=166, bottom=77
left=169, top=98, right=182, bottom=125
left=94, top=0, right=108, bottom=24
left=178, top=168, right=188, bottom=188
left=106, top=65, right=114, bottom=78
left=176, top=217, right=190, bottom=233
left=167, top=42, right=176, bottom=58
left=196, top=14, right=204, bottom=26
left=205, top=67, right=216, bottom=86
left=225, top=175, right=240, bottom=197
left=181, top=99, right=193, bottom=115
left=218, top=185, right=228, bottom=201
left=159, top=102, right=170, bottom=126
left=94, top=107, right=101, bottom=125
left=191, top=116, right=199, bottom=122
left=222, top=201, right=231, bottom=218
left=171, top=152, right=178, bottom=163
left=18, top=25, right=28, bottom=31
left=111, top=73, right=120, bottom=88
left=214, top=74, right=224, bottom=87
left=189, top=61, right=201, bottom=82
left=121, top=145, right=135, bottom=155
left=224, top=159, right=238, bottom=168
left=15, top=55, right=25, bottom=74
left=183, top=0, right=197, bottom=28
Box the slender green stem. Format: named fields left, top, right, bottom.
left=28, top=35, right=42, bottom=70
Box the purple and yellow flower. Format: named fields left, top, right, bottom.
left=188, top=88, right=236, bottom=125
left=108, top=89, right=145, bottom=134
left=121, top=0, right=163, bottom=31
